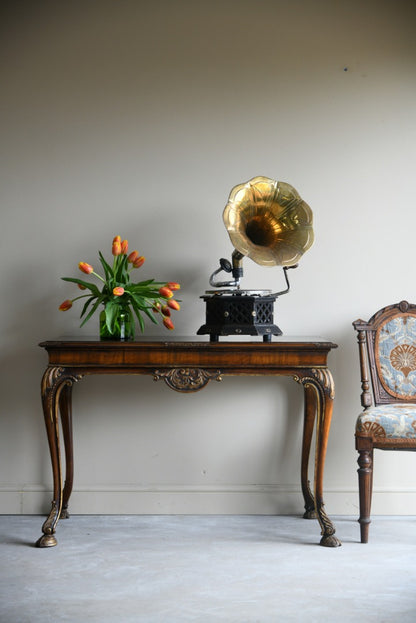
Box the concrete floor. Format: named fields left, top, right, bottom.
left=1, top=515, right=415, bottom=623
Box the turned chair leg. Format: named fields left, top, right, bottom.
left=357, top=446, right=373, bottom=543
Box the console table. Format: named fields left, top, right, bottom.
left=37, top=337, right=341, bottom=548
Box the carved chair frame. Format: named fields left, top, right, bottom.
left=353, top=300, right=416, bottom=542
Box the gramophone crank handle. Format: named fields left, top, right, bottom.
left=273, top=264, right=298, bottom=298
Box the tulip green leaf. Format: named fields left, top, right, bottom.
left=80, top=295, right=106, bottom=327
left=61, top=277, right=101, bottom=297
left=98, top=251, right=113, bottom=282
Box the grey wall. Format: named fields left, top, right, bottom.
left=1, top=0, right=416, bottom=516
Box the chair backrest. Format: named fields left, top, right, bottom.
left=353, top=301, right=416, bottom=408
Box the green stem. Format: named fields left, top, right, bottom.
left=112, top=255, right=120, bottom=276
left=92, top=271, right=106, bottom=283
left=72, top=293, right=95, bottom=303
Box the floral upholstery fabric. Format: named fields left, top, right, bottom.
left=356, top=404, right=416, bottom=438
left=377, top=315, right=416, bottom=399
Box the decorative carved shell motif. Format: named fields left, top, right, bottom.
left=390, top=343, right=416, bottom=378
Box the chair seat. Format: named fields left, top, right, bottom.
left=357, top=404, right=416, bottom=438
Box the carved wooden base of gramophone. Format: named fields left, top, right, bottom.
left=197, top=291, right=282, bottom=342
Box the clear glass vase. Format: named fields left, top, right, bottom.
left=99, top=307, right=134, bottom=341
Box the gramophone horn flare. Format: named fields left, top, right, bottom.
left=223, top=176, right=314, bottom=267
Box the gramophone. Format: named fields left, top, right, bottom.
left=197, top=176, right=314, bottom=342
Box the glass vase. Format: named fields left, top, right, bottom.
left=99, top=308, right=134, bottom=341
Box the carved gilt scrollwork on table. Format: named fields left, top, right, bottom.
left=42, top=366, right=83, bottom=392
left=293, top=367, right=335, bottom=400
left=153, top=368, right=222, bottom=392
left=41, top=366, right=83, bottom=417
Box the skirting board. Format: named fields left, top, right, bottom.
left=1, top=484, right=416, bottom=515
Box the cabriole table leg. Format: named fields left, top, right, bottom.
left=36, top=366, right=80, bottom=547
left=295, top=368, right=341, bottom=547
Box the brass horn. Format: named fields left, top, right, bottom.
left=209, top=176, right=314, bottom=290
left=223, top=175, right=314, bottom=271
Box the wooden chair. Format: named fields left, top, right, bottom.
left=353, top=300, right=416, bottom=543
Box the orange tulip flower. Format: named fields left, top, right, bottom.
left=167, top=282, right=180, bottom=291
left=163, top=316, right=174, bottom=330
left=59, top=299, right=73, bottom=311
left=133, top=256, right=145, bottom=268
left=159, top=286, right=173, bottom=299
left=161, top=305, right=171, bottom=317
left=168, top=299, right=180, bottom=311
left=79, top=262, right=93, bottom=274
left=127, top=250, right=138, bottom=264
left=112, top=236, right=122, bottom=256
left=113, top=286, right=125, bottom=296
left=121, top=239, right=128, bottom=254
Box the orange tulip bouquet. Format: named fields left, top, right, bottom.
left=59, top=236, right=181, bottom=340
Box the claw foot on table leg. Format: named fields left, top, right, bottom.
left=317, top=506, right=342, bottom=547
left=60, top=506, right=70, bottom=519
left=35, top=501, right=60, bottom=548
left=320, top=533, right=342, bottom=548
left=303, top=507, right=317, bottom=519
left=36, top=534, right=58, bottom=548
